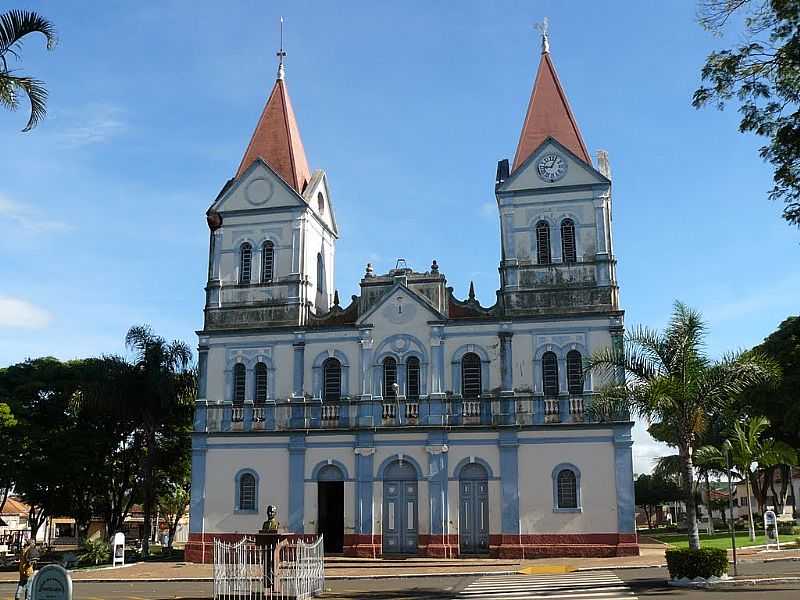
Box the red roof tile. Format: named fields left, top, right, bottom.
left=512, top=49, right=591, bottom=170
left=236, top=76, right=311, bottom=193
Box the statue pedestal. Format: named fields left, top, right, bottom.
left=255, top=532, right=283, bottom=590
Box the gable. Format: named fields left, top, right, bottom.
left=357, top=283, right=445, bottom=331
left=499, top=137, right=609, bottom=193
left=209, top=159, right=307, bottom=214
left=302, top=170, right=339, bottom=237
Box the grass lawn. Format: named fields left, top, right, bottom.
left=648, top=531, right=770, bottom=549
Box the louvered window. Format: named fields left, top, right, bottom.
left=557, top=469, right=578, bottom=509
left=382, top=357, right=397, bottom=398
left=406, top=357, right=420, bottom=399
left=323, top=358, right=341, bottom=402
left=566, top=350, right=583, bottom=395
left=461, top=352, right=482, bottom=399
left=239, top=243, right=252, bottom=284
left=542, top=351, right=559, bottom=397
left=254, top=362, right=268, bottom=403
left=536, top=221, right=551, bottom=265
left=261, top=241, right=274, bottom=283
left=233, top=363, right=246, bottom=404
left=239, top=473, right=256, bottom=511
left=561, top=219, right=577, bottom=263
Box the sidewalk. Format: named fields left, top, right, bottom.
left=1, top=543, right=797, bottom=583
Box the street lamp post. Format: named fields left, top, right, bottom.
left=723, top=440, right=738, bottom=577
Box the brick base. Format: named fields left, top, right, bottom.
left=187, top=532, right=639, bottom=562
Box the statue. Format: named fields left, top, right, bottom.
left=261, top=505, right=279, bottom=533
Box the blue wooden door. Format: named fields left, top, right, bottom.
left=459, top=464, right=489, bottom=554
left=382, top=462, right=418, bottom=554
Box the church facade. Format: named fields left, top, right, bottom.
left=185, top=35, right=637, bottom=561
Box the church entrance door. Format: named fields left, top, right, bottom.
left=316, top=465, right=344, bottom=553
left=459, top=463, right=489, bottom=554
left=382, top=461, right=418, bottom=554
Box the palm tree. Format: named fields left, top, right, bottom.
left=586, top=302, right=778, bottom=550
left=123, top=325, right=194, bottom=557
left=695, top=416, right=798, bottom=541
left=0, top=10, right=57, bottom=131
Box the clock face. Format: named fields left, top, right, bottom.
left=537, top=153, right=567, bottom=182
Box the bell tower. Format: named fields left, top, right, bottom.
left=203, top=35, right=338, bottom=330
left=494, top=27, right=618, bottom=317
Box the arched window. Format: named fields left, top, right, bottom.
left=561, top=219, right=576, bottom=264
left=323, top=357, right=341, bottom=402
left=317, top=253, right=325, bottom=295
left=406, top=356, right=420, bottom=400
left=237, top=472, right=257, bottom=511
left=542, top=351, right=559, bottom=397
left=536, top=221, right=551, bottom=265
left=461, top=352, right=482, bottom=399
left=239, top=242, right=252, bottom=284
left=556, top=469, right=578, bottom=509
left=261, top=241, right=274, bottom=283
left=254, top=362, right=268, bottom=403
left=233, top=363, right=246, bottom=404
left=382, top=357, right=397, bottom=398
left=566, top=350, right=583, bottom=395
left=317, top=192, right=325, bottom=214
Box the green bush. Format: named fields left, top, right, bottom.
left=665, top=548, right=728, bottom=579
left=777, top=522, right=796, bottom=535
left=78, top=539, right=110, bottom=566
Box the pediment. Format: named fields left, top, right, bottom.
left=209, top=158, right=307, bottom=214
left=498, top=137, right=609, bottom=193
left=357, top=283, right=445, bottom=329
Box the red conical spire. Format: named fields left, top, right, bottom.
left=235, top=64, right=311, bottom=193
left=512, top=39, right=591, bottom=171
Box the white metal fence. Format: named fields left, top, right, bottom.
left=212, top=535, right=324, bottom=600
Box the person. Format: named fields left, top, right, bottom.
left=16, top=537, right=36, bottom=600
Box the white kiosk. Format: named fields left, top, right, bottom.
left=764, top=508, right=780, bottom=550
left=30, top=564, right=72, bottom=600
left=112, top=531, right=125, bottom=566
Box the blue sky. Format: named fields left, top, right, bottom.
left=1, top=1, right=797, bottom=471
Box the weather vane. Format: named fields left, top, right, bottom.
left=277, top=16, right=286, bottom=79
left=535, top=17, right=550, bottom=54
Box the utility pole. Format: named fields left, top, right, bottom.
left=723, top=440, right=738, bottom=577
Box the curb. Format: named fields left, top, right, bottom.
left=723, top=576, right=800, bottom=586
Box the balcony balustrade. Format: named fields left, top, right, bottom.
left=196, top=394, right=604, bottom=433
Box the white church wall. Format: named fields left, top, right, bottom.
left=203, top=444, right=290, bottom=533
left=517, top=431, right=618, bottom=534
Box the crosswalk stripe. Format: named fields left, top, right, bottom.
left=454, top=570, right=637, bottom=600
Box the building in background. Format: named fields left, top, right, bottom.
left=187, top=30, right=636, bottom=561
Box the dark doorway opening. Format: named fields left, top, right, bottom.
left=317, top=481, right=344, bottom=553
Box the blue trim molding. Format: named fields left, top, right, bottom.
left=310, top=459, right=349, bottom=481
left=498, top=431, right=520, bottom=534
left=189, top=436, right=207, bottom=533
left=288, top=434, right=306, bottom=532
left=234, top=468, right=260, bottom=513
left=376, top=453, right=424, bottom=481
left=551, top=462, right=582, bottom=513
left=426, top=432, right=448, bottom=535
left=354, top=431, right=374, bottom=536
left=613, top=425, right=636, bottom=533
left=452, top=456, right=495, bottom=479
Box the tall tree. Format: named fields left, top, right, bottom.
left=693, top=0, right=800, bottom=226
left=587, top=302, right=778, bottom=550
left=117, top=326, right=193, bottom=557
left=635, top=473, right=683, bottom=529
left=696, top=415, right=798, bottom=540
left=0, top=401, right=17, bottom=514
left=0, top=10, right=56, bottom=130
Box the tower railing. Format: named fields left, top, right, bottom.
left=198, top=393, right=604, bottom=432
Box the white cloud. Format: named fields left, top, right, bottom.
left=631, top=420, right=671, bottom=475
left=0, top=296, right=52, bottom=329
left=54, top=103, right=127, bottom=148
left=703, top=273, right=800, bottom=324
left=0, top=193, right=70, bottom=233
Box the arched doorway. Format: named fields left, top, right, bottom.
left=382, top=460, right=418, bottom=554
left=459, top=462, right=489, bottom=554
left=317, top=464, right=344, bottom=553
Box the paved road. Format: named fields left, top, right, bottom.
left=1, top=559, right=799, bottom=600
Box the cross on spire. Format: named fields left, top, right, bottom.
left=276, top=16, right=286, bottom=80
left=535, top=17, right=550, bottom=54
